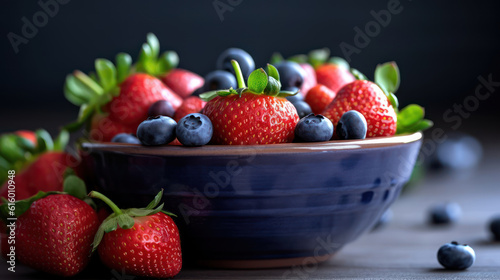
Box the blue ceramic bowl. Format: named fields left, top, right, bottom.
left=82, top=132, right=422, bottom=268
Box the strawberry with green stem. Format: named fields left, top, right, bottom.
left=0, top=175, right=99, bottom=277
left=89, top=190, right=182, bottom=279
left=136, top=33, right=204, bottom=98
left=201, top=60, right=299, bottom=145
left=322, top=62, right=432, bottom=137
left=0, top=129, right=74, bottom=200
left=64, top=52, right=183, bottom=142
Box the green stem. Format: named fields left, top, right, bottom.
left=88, top=191, right=123, bottom=215
left=231, top=60, right=246, bottom=88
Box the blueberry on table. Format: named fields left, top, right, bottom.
left=336, top=110, right=368, bottom=140
left=216, top=48, right=255, bottom=80
left=148, top=100, right=175, bottom=118
left=111, top=133, right=141, bottom=144
left=202, top=70, right=238, bottom=92
left=489, top=216, right=500, bottom=241
left=294, top=114, right=334, bottom=142
left=437, top=241, right=475, bottom=270
left=176, top=113, right=213, bottom=146
left=137, top=116, right=177, bottom=146
left=292, top=101, right=312, bottom=119
left=283, top=86, right=304, bottom=103
left=429, top=202, right=461, bottom=225
left=276, top=61, right=306, bottom=89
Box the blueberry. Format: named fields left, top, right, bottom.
left=176, top=113, right=213, bottom=146
left=336, top=110, right=367, bottom=140
left=216, top=48, right=255, bottom=80
left=489, top=216, right=500, bottom=240
left=202, top=70, right=238, bottom=91
left=429, top=202, right=461, bottom=225
left=111, top=133, right=141, bottom=144
left=437, top=241, right=475, bottom=270
left=294, top=114, right=334, bottom=142
left=148, top=100, right=175, bottom=118
left=137, top=116, right=177, bottom=146
left=283, top=87, right=304, bottom=103
left=292, top=101, right=312, bottom=119
left=276, top=61, right=305, bottom=89
left=432, top=133, right=483, bottom=170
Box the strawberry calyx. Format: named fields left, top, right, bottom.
left=271, top=47, right=350, bottom=70
left=135, top=33, right=179, bottom=77
left=200, top=60, right=299, bottom=102
left=63, top=53, right=133, bottom=132
left=0, top=129, right=69, bottom=186
left=0, top=171, right=91, bottom=222
left=89, top=189, right=175, bottom=252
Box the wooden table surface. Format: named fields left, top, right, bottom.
left=2, top=141, right=499, bottom=280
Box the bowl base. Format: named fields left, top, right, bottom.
left=196, top=253, right=334, bottom=269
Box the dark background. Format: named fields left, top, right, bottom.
left=1, top=0, right=499, bottom=133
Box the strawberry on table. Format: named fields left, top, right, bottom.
left=89, top=190, right=182, bottom=279
left=299, top=62, right=317, bottom=96
left=136, top=33, right=204, bottom=98
left=202, top=60, right=299, bottom=145
left=305, top=84, right=336, bottom=114
left=0, top=176, right=99, bottom=276
left=0, top=129, right=74, bottom=200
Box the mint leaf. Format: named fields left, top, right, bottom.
left=374, top=62, right=400, bottom=93
left=398, top=104, right=424, bottom=128
left=248, top=68, right=268, bottom=93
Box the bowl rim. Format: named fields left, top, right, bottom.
left=81, top=132, right=422, bottom=157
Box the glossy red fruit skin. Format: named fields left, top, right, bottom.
left=173, top=96, right=207, bottom=122
left=162, top=69, right=204, bottom=99
left=107, top=73, right=183, bottom=125
left=305, top=84, right=336, bottom=114
left=322, top=80, right=397, bottom=137
left=299, top=63, right=317, bottom=96
left=15, top=195, right=99, bottom=276
left=98, top=213, right=182, bottom=279
left=15, top=130, right=37, bottom=145
left=89, top=113, right=137, bottom=142
left=0, top=152, right=74, bottom=201
left=316, top=64, right=356, bottom=93
left=203, top=93, right=299, bottom=145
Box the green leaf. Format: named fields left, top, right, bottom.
left=146, top=33, right=160, bottom=59
left=116, top=53, right=132, bottom=83
left=248, top=68, right=268, bottom=93
left=0, top=191, right=61, bottom=221
left=117, top=214, right=135, bottom=229
left=92, top=215, right=117, bottom=251
left=64, top=75, right=94, bottom=106
left=145, top=190, right=163, bottom=210
left=266, top=64, right=280, bottom=81
left=277, top=89, right=300, bottom=98
left=328, top=56, right=350, bottom=70
left=199, top=90, right=219, bottom=101
left=308, top=48, right=330, bottom=68
left=35, top=129, right=53, bottom=152
left=95, top=59, right=117, bottom=92
left=288, top=54, right=308, bottom=64
left=124, top=207, right=161, bottom=217
left=137, top=43, right=155, bottom=74
left=14, top=135, right=35, bottom=153
left=350, top=68, right=367, bottom=80
left=374, top=62, right=400, bottom=93
left=216, top=90, right=232, bottom=97
left=0, top=135, right=25, bottom=163
left=160, top=210, right=177, bottom=217
left=264, top=76, right=281, bottom=96
left=63, top=175, right=87, bottom=200
left=73, top=71, right=105, bottom=96
left=53, top=130, right=69, bottom=151
left=397, top=119, right=433, bottom=134
left=388, top=92, right=399, bottom=109
left=398, top=104, right=424, bottom=128
left=157, top=51, right=179, bottom=74
left=269, top=52, right=284, bottom=65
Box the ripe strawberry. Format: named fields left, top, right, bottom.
left=299, top=63, right=317, bottom=96
left=5, top=193, right=99, bottom=276
left=14, top=130, right=37, bottom=145
left=162, top=68, right=204, bottom=99
left=90, top=190, right=182, bottom=278
left=315, top=63, right=355, bottom=93
left=203, top=61, right=299, bottom=145
left=0, top=130, right=74, bottom=200
left=322, top=80, right=397, bottom=137
left=88, top=112, right=137, bottom=142
left=305, top=84, right=336, bottom=114
left=174, top=96, right=207, bottom=122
